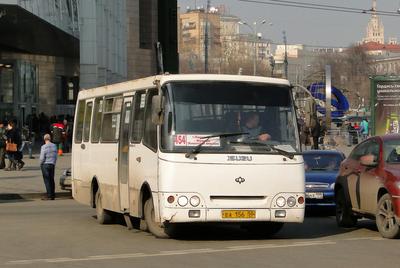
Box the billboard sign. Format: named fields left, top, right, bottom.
left=371, top=76, right=400, bottom=136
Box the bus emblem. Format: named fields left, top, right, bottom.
left=235, top=177, right=245, bottom=184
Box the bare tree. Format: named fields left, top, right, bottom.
left=312, top=45, right=375, bottom=109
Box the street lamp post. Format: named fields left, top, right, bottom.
left=239, top=20, right=272, bottom=76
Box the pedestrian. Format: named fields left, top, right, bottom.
left=311, top=118, right=321, bottom=150
left=300, top=123, right=311, bottom=150
left=318, top=119, right=327, bottom=147
left=20, top=125, right=35, bottom=159
left=51, top=120, right=64, bottom=155
left=342, top=120, right=352, bottom=147
left=4, top=119, right=24, bottom=171
left=62, top=119, right=71, bottom=153
left=360, top=118, right=369, bottom=140
left=40, top=134, right=58, bottom=200
left=0, top=120, right=6, bottom=169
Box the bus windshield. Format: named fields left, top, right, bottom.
left=161, top=81, right=300, bottom=154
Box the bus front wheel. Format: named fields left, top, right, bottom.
left=95, top=190, right=113, bottom=224
left=144, top=197, right=171, bottom=238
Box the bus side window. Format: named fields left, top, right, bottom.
left=101, top=96, right=123, bottom=142
left=143, top=89, right=158, bottom=151
left=83, top=101, right=93, bottom=142
left=91, top=97, right=103, bottom=143
left=74, top=100, right=86, bottom=143
left=131, top=91, right=146, bottom=143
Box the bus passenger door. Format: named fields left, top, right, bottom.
left=118, top=97, right=133, bottom=212
left=72, top=99, right=93, bottom=205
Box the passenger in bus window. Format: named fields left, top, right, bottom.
left=241, top=112, right=271, bottom=141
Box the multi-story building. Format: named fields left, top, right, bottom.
left=0, top=0, right=178, bottom=124
left=0, top=0, right=80, bottom=121
left=179, top=7, right=221, bottom=72
left=361, top=0, right=384, bottom=44
left=179, top=7, right=272, bottom=75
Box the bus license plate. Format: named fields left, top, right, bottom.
left=221, top=210, right=256, bottom=219
left=306, top=192, right=324, bottom=199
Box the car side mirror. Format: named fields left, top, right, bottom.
left=360, top=154, right=378, bottom=167
left=151, top=95, right=164, bottom=125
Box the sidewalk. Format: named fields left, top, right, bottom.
left=0, top=152, right=72, bottom=201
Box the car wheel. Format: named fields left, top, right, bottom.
left=376, top=193, right=400, bottom=239
left=335, top=189, right=357, bottom=227
left=144, top=197, right=172, bottom=238
left=95, top=190, right=113, bottom=224
left=242, top=222, right=284, bottom=237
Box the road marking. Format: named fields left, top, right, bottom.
left=159, top=248, right=216, bottom=254
left=6, top=241, right=336, bottom=265
left=343, top=236, right=381, bottom=241
left=370, top=237, right=385, bottom=241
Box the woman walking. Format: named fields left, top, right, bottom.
left=5, top=120, right=24, bottom=171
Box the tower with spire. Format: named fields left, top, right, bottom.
left=362, top=0, right=384, bottom=44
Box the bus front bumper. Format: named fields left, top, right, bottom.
left=160, top=207, right=304, bottom=223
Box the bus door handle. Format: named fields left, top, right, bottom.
left=136, top=157, right=141, bottom=163
left=80, top=144, right=86, bottom=150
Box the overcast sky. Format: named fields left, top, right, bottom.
left=178, top=0, right=400, bottom=47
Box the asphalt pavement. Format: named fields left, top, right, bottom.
left=0, top=199, right=396, bottom=268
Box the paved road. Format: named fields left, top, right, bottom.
left=0, top=199, right=397, bottom=268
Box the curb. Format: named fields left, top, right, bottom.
left=0, top=191, right=72, bottom=201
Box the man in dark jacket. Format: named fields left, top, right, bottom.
left=311, top=119, right=321, bottom=150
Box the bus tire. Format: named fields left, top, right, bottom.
left=95, top=190, right=113, bottom=224
left=144, top=197, right=171, bottom=238
left=243, top=222, right=284, bottom=237
left=335, top=188, right=357, bottom=228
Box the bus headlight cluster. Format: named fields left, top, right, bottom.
left=170, top=194, right=201, bottom=207
left=275, top=196, right=297, bottom=207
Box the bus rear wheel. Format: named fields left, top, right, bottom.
left=95, top=190, right=113, bottom=224
left=144, top=197, right=172, bottom=238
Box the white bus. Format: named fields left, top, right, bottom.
left=72, top=74, right=305, bottom=238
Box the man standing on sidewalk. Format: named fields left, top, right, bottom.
left=40, top=134, right=58, bottom=200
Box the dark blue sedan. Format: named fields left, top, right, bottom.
left=303, top=150, right=345, bottom=209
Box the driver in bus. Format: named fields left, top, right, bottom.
left=242, top=112, right=271, bottom=141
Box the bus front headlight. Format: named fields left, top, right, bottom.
left=276, top=196, right=286, bottom=207
left=190, top=196, right=201, bottom=207
left=178, top=196, right=188, bottom=207
left=287, top=196, right=296, bottom=207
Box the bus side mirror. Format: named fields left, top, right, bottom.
left=151, top=95, right=164, bottom=125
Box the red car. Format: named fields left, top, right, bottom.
left=335, top=134, right=400, bottom=239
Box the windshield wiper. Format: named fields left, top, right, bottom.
left=184, top=132, right=249, bottom=159
left=230, top=140, right=295, bottom=160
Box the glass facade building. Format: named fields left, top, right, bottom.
left=0, top=0, right=178, bottom=125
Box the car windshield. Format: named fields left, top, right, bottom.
left=161, top=81, right=300, bottom=154
left=303, top=154, right=343, bottom=171
left=384, top=140, right=400, bottom=164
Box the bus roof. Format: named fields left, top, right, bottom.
left=77, top=74, right=291, bottom=100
